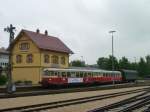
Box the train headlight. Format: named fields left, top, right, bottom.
left=49, top=78, right=51, bottom=81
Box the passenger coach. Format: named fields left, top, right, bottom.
left=41, top=68, right=122, bottom=87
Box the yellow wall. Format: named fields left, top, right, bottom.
left=12, top=67, right=41, bottom=84
left=12, top=35, right=41, bottom=67
left=11, top=33, right=70, bottom=84
left=41, top=50, right=69, bottom=68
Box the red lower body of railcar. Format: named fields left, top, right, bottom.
left=41, top=77, right=122, bottom=87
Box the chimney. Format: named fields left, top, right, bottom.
left=45, top=30, right=48, bottom=36
left=36, top=29, right=40, bottom=33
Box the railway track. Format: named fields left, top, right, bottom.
left=89, top=89, right=150, bottom=112
left=0, top=87, right=149, bottom=112
left=0, top=83, right=145, bottom=99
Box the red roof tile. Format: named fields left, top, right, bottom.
left=21, top=29, right=73, bottom=54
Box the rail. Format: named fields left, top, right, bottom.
left=0, top=87, right=149, bottom=112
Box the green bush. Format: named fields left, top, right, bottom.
left=0, top=75, right=7, bottom=85
left=24, top=80, right=32, bottom=85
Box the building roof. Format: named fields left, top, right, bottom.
left=0, top=47, right=9, bottom=54
left=13, top=29, right=73, bottom=54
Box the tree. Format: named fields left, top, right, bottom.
left=119, top=57, right=130, bottom=69
left=97, top=57, right=109, bottom=69
left=108, top=55, right=119, bottom=70
left=145, top=55, right=150, bottom=75
left=138, top=57, right=147, bottom=77
left=97, top=55, right=119, bottom=70
left=70, top=60, right=85, bottom=67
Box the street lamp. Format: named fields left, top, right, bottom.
left=109, top=30, right=116, bottom=71
left=4, top=24, right=16, bottom=94
left=109, top=30, right=116, bottom=85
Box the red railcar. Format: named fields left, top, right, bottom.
left=41, top=68, right=122, bottom=87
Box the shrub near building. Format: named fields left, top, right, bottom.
left=0, top=75, right=7, bottom=85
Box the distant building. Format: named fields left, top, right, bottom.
left=0, top=47, right=9, bottom=68
left=10, top=29, right=73, bottom=84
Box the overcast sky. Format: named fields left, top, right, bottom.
left=0, top=0, right=150, bottom=64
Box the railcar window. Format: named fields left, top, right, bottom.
left=107, top=74, right=109, bottom=77
left=80, top=72, right=83, bottom=77
left=109, top=74, right=111, bottom=77
left=104, top=73, right=106, bottom=77
left=71, top=72, right=76, bottom=77
left=88, top=72, right=91, bottom=77
left=95, top=72, right=97, bottom=77
left=67, top=72, right=71, bottom=77
left=93, top=72, right=95, bottom=77
left=116, top=74, right=118, bottom=77
left=98, top=72, right=101, bottom=77
left=54, top=72, right=57, bottom=76
left=76, top=72, right=80, bottom=77
left=58, top=72, right=60, bottom=77
left=91, top=72, right=93, bottom=77
left=49, top=71, right=54, bottom=76
left=112, top=74, right=114, bottom=77
left=100, top=73, right=103, bottom=77
left=84, top=72, right=87, bottom=77
left=62, top=72, right=66, bottom=77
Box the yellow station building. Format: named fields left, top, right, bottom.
left=10, top=29, right=73, bottom=84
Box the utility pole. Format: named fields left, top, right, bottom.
left=4, top=24, right=16, bottom=93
